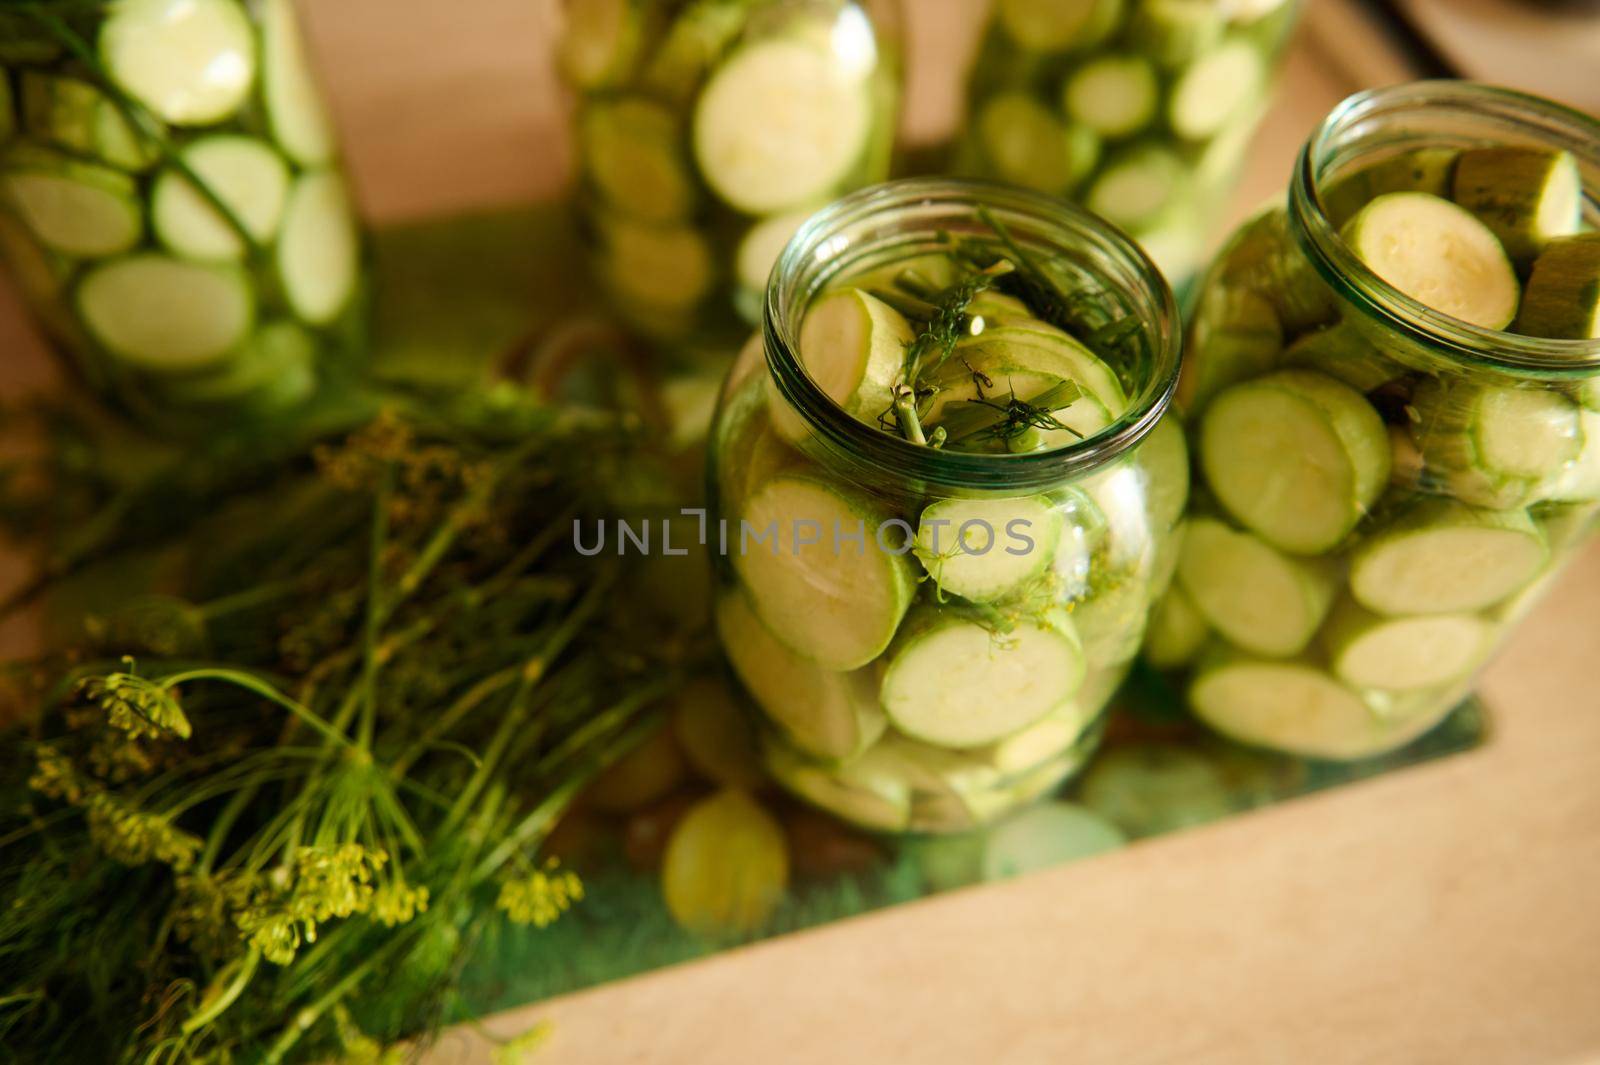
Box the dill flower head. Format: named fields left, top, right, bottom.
left=370, top=879, right=430, bottom=927
left=28, top=744, right=85, bottom=803
left=83, top=665, right=191, bottom=741
left=235, top=844, right=389, bottom=966
left=84, top=793, right=202, bottom=871
left=496, top=861, right=584, bottom=928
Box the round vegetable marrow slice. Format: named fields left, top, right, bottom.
left=1142, top=581, right=1209, bottom=670
left=1451, top=147, right=1581, bottom=269
left=1348, top=499, right=1548, bottom=616
left=1086, top=144, right=1184, bottom=232
left=599, top=215, right=713, bottom=312
left=100, top=0, right=256, bottom=126
left=3, top=159, right=143, bottom=258
left=693, top=39, right=872, bottom=215
left=1321, top=597, right=1493, bottom=692
left=161, top=319, right=317, bottom=412
left=736, top=207, right=815, bottom=300
left=732, top=473, right=916, bottom=670
left=1514, top=233, right=1600, bottom=340
left=557, top=0, right=640, bottom=90
left=277, top=171, right=361, bottom=326
left=1342, top=192, right=1519, bottom=331
left=995, top=0, right=1122, bottom=52
left=1409, top=378, right=1582, bottom=510
left=1177, top=517, right=1337, bottom=658
left=153, top=135, right=291, bottom=261
left=1168, top=38, right=1263, bottom=142
left=77, top=254, right=255, bottom=373
left=262, top=0, right=338, bottom=166
left=1063, top=55, right=1158, bottom=140
left=764, top=736, right=911, bottom=833
left=881, top=609, right=1086, bottom=749
left=793, top=286, right=913, bottom=431
left=1200, top=369, right=1390, bottom=554
left=580, top=97, right=694, bottom=223
left=981, top=802, right=1125, bottom=881
left=976, top=93, right=1096, bottom=197
left=716, top=590, right=886, bottom=761
left=914, top=495, right=1063, bottom=603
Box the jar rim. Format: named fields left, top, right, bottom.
left=1291, top=80, right=1600, bottom=377
left=761, top=178, right=1182, bottom=492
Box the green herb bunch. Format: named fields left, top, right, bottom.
left=0, top=389, right=691, bottom=1064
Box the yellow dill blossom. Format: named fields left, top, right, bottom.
left=85, top=793, right=202, bottom=870
left=370, top=879, right=430, bottom=927
left=234, top=844, right=388, bottom=966
left=84, top=667, right=191, bottom=741
left=496, top=862, right=584, bottom=928
left=28, top=744, right=86, bottom=803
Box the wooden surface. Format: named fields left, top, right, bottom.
left=4, top=1, right=1599, bottom=1062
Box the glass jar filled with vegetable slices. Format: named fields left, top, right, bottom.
left=1145, top=82, right=1600, bottom=761
left=557, top=0, right=901, bottom=347
left=955, top=0, right=1300, bottom=286
left=0, top=0, right=366, bottom=426
left=709, top=179, right=1187, bottom=833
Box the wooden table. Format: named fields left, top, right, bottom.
left=5, top=3, right=1598, bottom=1062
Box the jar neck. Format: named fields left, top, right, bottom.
left=762, top=178, right=1181, bottom=493
left=1288, top=81, right=1600, bottom=378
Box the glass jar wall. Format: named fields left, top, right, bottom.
left=558, top=0, right=901, bottom=348
left=955, top=0, right=1300, bottom=287
left=0, top=0, right=368, bottom=429
left=709, top=179, right=1186, bottom=833
left=1146, top=83, right=1600, bottom=760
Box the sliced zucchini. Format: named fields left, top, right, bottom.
left=764, top=735, right=910, bottom=832
left=1320, top=148, right=1459, bottom=229
left=77, top=255, right=254, bottom=373
left=733, top=472, right=916, bottom=670
left=1177, top=517, right=1337, bottom=658
left=277, top=171, right=360, bottom=326
left=955, top=324, right=1128, bottom=414
left=1134, top=413, right=1190, bottom=534
left=1215, top=207, right=1337, bottom=333
left=5, top=166, right=143, bottom=261
left=797, top=286, right=913, bottom=426
left=1086, top=143, right=1185, bottom=232
left=980, top=802, right=1125, bottom=881
left=158, top=319, right=316, bottom=411
left=735, top=207, right=814, bottom=305
left=914, top=495, right=1062, bottom=603
left=152, top=135, right=291, bottom=261
left=262, top=0, right=338, bottom=166
left=94, top=99, right=161, bottom=172
left=558, top=0, right=641, bottom=90
left=995, top=0, right=1123, bottom=53
left=1342, top=192, right=1519, bottom=330
left=1142, top=581, right=1209, bottom=669
left=20, top=73, right=100, bottom=153
left=100, top=0, right=256, bottom=126
left=1063, top=55, right=1158, bottom=140
left=1078, top=744, right=1231, bottom=837
left=1129, top=0, right=1225, bottom=69
left=640, top=0, right=747, bottom=103
left=598, top=215, right=713, bottom=313
left=1513, top=233, right=1600, bottom=340
left=880, top=737, right=1014, bottom=832
left=980, top=702, right=1093, bottom=776
left=1321, top=596, right=1492, bottom=692
left=1200, top=370, right=1390, bottom=553
left=693, top=39, right=872, bottom=214
left=1409, top=378, right=1581, bottom=509
left=716, top=590, right=885, bottom=761
left=881, top=610, right=1086, bottom=750
left=1070, top=568, right=1155, bottom=668
left=1348, top=498, right=1548, bottom=615
left=1451, top=147, right=1581, bottom=268
left=580, top=97, right=694, bottom=223
left=1175, top=283, right=1282, bottom=414
left=1168, top=39, right=1263, bottom=142
left=1546, top=410, right=1600, bottom=503
left=975, top=93, right=1083, bottom=198
left=1282, top=320, right=1406, bottom=394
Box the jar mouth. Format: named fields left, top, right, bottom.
left=762, top=178, right=1181, bottom=493
left=1291, top=81, right=1600, bottom=377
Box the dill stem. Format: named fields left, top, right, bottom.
left=357, top=466, right=394, bottom=751
left=893, top=387, right=927, bottom=445
left=389, top=666, right=519, bottom=777
left=160, top=669, right=353, bottom=749
left=180, top=949, right=260, bottom=1035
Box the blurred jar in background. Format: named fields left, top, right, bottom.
left=557, top=0, right=903, bottom=353
left=955, top=0, right=1301, bottom=289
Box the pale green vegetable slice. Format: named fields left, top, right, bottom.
left=661, top=790, right=788, bottom=936
left=1168, top=39, right=1263, bottom=142
left=1177, top=517, right=1337, bottom=658
left=1086, top=143, right=1185, bottom=231
left=764, top=735, right=910, bottom=832
left=598, top=215, right=712, bottom=312
left=995, top=0, right=1123, bottom=52
left=94, top=98, right=161, bottom=172
left=1451, top=147, right=1581, bottom=268
left=1063, top=55, right=1158, bottom=140
left=955, top=324, right=1127, bottom=412
left=980, top=702, right=1092, bottom=775
left=1142, top=581, right=1209, bottom=670
left=3, top=163, right=143, bottom=259
left=693, top=38, right=871, bottom=214
left=77, top=255, right=254, bottom=372
left=1348, top=499, right=1548, bottom=616
left=1410, top=378, right=1582, bottom=509
left=19, top=73, right=100, bottom=153
left=1175, top=283, right=1281, bottom=414
left=1320, top=148, right=1459, bottom=228
left=276, top=171, right=361, bottom=326
left=796, top=286, right=912, bottom=427
left=1546, top=410, right=1600, bottom=503
left=980, top=802, right=1125, bottom=881
left=1200, top=370, right=1390, bottom=553
left=1078, top=744, right=1231, bottom=836
left=736, top=207, right=814, bottom=301
left=557, top=0, right=640, bottom=90
left=1342, top=192, right=1519, bottom=331
left=1322, top=596, right=1492, bottom=692
left=262, top=0, right=338, bottom=166
left=159, top=319, right=316, bottom=411
left=1282, top=321, right=1406, bottom=394
left=914, top=495, right=1062, bottom=603
left=1135, top=414, right=1190, bottom=534
left=152, top=135, right=291, bottom=261
left=580, top=96, right=694, bottom=223
left=1129, top=0, right=1224, bottom=69
left=881, top=610, right=1086, bottom=750
left=101, top=0, right=256, bottom=125
left=975, top=93, right=1085, bottom=197
left=1513, top=234, right=1600, bottom=341
left=716, top=590, right=885, bottom=761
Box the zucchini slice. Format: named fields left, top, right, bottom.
left=598, top=215, right=713, bottom=313
left=881, top=610, right=1086, bottom=750
left=1451, top=147, right=1581, bottom=269
left=1177, top=517, right=1337, bottom=658
left=77, top=254, right=255, bottom=373
left=3, top=161, right=143, bottom=259
left=764, top=735, right=910, bottom=833
left=100, top=0, right=256, bottom=126
left=1142, top=581, right=1209, bottom=670
left=693, top=38, right=872, bottom=215
left=1320, top=148, right=1459, bottom=229
left=735, top=207, right=814, bottom=305
left=716, top=590, right=886, bottom=762
left=995, top=0, right=1123, bottom=53
left=1322, top=596, right=1492, bottom=692
left=1176, top=283, right=1282, bottom=414
left=580, top=96, right=695, bottom=223
left=276, top=171, right=361, bottom=326
left=1085, top=143, right=1185, bottom=232
left=1129, top=0, right=1225, bottom=69
left=558, top=0, right=641, bottom=90
left=152, top=135, right=291, bottom=261
left=1168, top=38, right=1263, bottom=142
left=262, top=0, right=338, bottom=166
left=19, top=73, right=100, bottom=154
left=980, top=802, right=1125, bottom=881
left=1133, top=413, right=1191, bottom=534
left=94, top=98, right=161, bottom=172
left=1342, top=192, right=1519, bottom=331
left=1078, top=744, right=1231, bottom=836
left=158, top=319, right=316, bottom=411
left=1513, top=233, right=1600, bottom=340
left=1410, top=378, right=1582, bottom=510
left=1200, top=370, right=1390, bottom=554
left=733, top=472, right=916, bottom=670
left=1281, top=320, right=1405, bottom=394
left=1348, top=498, right=1548, bottom=616
left=1063, top=55, right=1158, bottom=140
left=914, top=495, right=1063, bottom=603
left=797, top=286, right=913, bottom=426
left=975, top=93, right=1086, bottom=198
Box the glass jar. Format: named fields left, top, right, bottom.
left=954, top=0, right=1300, bottom=286
left=708, top=178, right=1185, bottom=833
left=1149, top=82, right=1600, bottom=760
left=557, top=0, right=901, bottom=348
left=0, top=0, right=367, bottom=430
